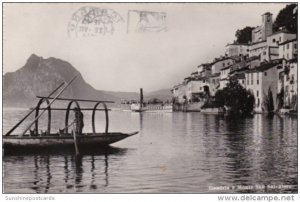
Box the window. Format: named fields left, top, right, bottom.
left=279, top=37, right=281, bottom=42
left=273, top=38, right=276, bottom=43
left=257, top=79, right=259, bottom=84
left=287, top=43, right=289, bottom=49
left=251, top=80, right=253, bottom=85
left=223, top=63, right=225, bottom=67
left=247, top=80, right=249, bottom=85
left=264, top=72, right=267, bottom=76
left=242, top=80, right=245, bottom=84
left=294, top=43, right=297, bottom=49
left=257, top=90, right=259, bottom=97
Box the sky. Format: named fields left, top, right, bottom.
left=3, top=3, right=289, bottom=92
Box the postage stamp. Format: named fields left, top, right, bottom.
left=127, top=10, right=167, bottom=33
left=68, top=6, right=124, bottom=38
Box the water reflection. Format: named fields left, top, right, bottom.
left=4, top=146, right=127, bottom=193
left=3, top=111, right=298, bottom=193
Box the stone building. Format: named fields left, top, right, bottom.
left=252, top=12, right=273, bottom=43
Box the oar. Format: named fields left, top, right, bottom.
left=21, top=74, right=79, bottom=136
left=5, top=82, right=65, bottom=136
left=72, top=123, right=79, bottom=156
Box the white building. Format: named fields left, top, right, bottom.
left=171, top=82, right=187, bottom=104
left=245, top=60, right=281, bottom=113
left=211, top=57, right=235, bottom=75
left=277, top=59, right=298, bottom=110
left=278, top=38, right=297, bottom=60
left=197, top=63, right=211, bottom=77
left=249, top=40, right=268, bottom=61
left=225, top=43, right=249, bottom=57
left=266, top=31, right=296, bottom=47
left=208, top=73, right=220, bottom=96
left=186, top=78, right=210, bottom=102
left=219, top=66, right=232, bottom=89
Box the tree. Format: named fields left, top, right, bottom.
left=276, top=87, right=284, bottom=110
left=273, top=4, right=297, bottom=33
left=214, top=78, right=255, bottom=116
left=263, top=87, right=274, bottom=113
left=235, top=26, right=254, bottom=44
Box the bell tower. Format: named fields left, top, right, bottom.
left=261, top=12, right=273, bottom=40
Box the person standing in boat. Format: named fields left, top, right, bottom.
left=73, top=107, right=84, bottom=135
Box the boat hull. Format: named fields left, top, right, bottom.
left=3, top=132, right=138, bottom=153
left=131, top=104, right=173, bottom=113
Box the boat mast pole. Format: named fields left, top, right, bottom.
left=72, top=124, right=80, bottom=156
left=20, top=74, right=79, bottom=136
left=140, top=88, right=143, bottom=111
left=4, top=82, right=65, bottom=136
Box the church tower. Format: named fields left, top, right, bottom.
left=261, top=12, right=273, bottom=40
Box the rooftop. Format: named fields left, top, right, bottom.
left=210, top=57, right=236, bottom=65
left=269, top=30, right=296, bottom=37
left=246, top=59, right=282, bottom=73
left=226, top=43, right=249, bottom=46
left=278, top=38, right=297, bottom=46
left=197, top=63, right=211, bottom=68
left=250, top=40, right=267, bottom=46
left=208, top=72, right=221, bottom=78
left=230, top=73, right=245, bottom=80
left=229, top=66, right=250, bottom=75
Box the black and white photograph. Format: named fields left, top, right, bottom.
left=1, top=1, right=298, bottom=198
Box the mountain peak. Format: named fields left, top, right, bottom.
left=28, top=53, right=42, bottom=61
left=23, top=53, right=43, bottom=71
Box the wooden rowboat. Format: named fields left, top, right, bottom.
left=4, top=76, right=139, bottom=155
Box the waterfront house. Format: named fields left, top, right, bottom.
left=220, top=66, right=232, bottom=89
left=245, top=60, right=282, bottom=113
left=172, top=82, right=188, bottom=104
left=230, top=73, right=246, bottom=88
left=208, top=73, right=221, bottom=96
left=186, top=77, right=209, bottom=102
left=277, top=58, right=298, bottom=111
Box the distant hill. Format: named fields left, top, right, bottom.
left=3, top=54, right=172, bottom=107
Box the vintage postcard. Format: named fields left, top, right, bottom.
left=2, top=1, right=298, bottom=199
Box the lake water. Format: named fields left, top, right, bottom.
left=3, top=109, right=298, bottom=193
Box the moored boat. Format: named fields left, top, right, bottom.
left=3, top=75, right=138, bottom=154
left=130, top=103, right=173, bottom=113
left=129, top=88, right=173, bottom=113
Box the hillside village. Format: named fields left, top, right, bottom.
left=171, top=9, right=297, bottom=114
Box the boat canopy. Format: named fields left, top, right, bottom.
left=33, top=96, right=115, bottom=135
